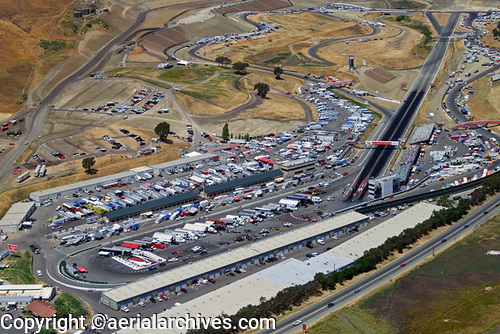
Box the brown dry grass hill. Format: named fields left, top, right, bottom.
left=0, top=0, right=74, bottom=114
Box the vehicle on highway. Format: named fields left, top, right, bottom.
left=463, top=224, right=469, bottom=228
left=293, top=320, right=302, bottom=326
left=441, top=238, right=447, bottom=243
left=36, top=270, right=42, bottom=277
left=354, top=288, right=361, bottom=293
left=327, top=302, right=335, bottom=308
left=483, top=210, right=488, bottom=214
left=400, top=263, right=406, bottom=267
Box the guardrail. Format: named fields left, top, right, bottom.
left=58, top=260, right=130, bottom=287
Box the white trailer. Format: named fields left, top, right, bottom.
left=152, top=232, right=174, bottom=243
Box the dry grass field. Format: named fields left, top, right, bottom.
left=178, top=75, right=253, bottom=114
left=0, top=0, right=74, bottom=113
left=467, top=77, right=500, bottom=121
left=318, top=15, right=427, bottom=69
left=199, top=12, right=372, bottom=66
left=0, top=133, right=187, bottom=217
left=307, top=211, right=500, bottom=334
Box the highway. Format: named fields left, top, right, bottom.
left=261, top=193, right=500, bottom=334
left=347, top=13, right=461, bottom=199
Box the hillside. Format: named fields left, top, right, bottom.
left=0, top=0, right=76, bottom=114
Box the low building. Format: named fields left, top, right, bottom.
left=491, top=73, right=500, bottom=86
left=368, top=174, right=400, bottom=198
left=150, top=153, right=217, bottom=176
left=273, top=158, right=315, bottom=177
left=26, top=300, right=57, bottom=318
left=101, top=211, right=368, bottom=310
left=30, top=172, right=136, bottom=202
left=129, top=166, right=154, bottom=177
left=104, top=191, right=198, bottom=222
left=0, top=284, right=56, bottom=301
left=0, top=296, right=32, bottom=308
left=116, top=203, right=439, bottom=334
left=203, top=169, right=283, bottom=197
left=0, top=202, right=36, bottom=233
left=30, top=153, right=219, bottom=202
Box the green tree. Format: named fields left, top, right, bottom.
left=222, top=123, right=229, bottom=141
left=215, top=56, right=231, bottom=68
left=274, top=66, right=283, bottom=80
left=254, top=82, right=270, bottom=98
left=437, top=195, right=454, bottom=208
left=82, top=157, right=95, bottom=174
left=154, top=122, right=170, bottom=142
left=232, top=62, right=249, bottom=74
left=53, top=298, right=70, bottom=318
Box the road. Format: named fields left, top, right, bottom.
left=261, top=193, right=500, bottom=334
left=0, top=0, right=224, bottom=189
left=306, top=15, right=380, bottom=64
left=347, top=13, right=461, bottom=199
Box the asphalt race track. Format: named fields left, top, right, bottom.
left=348, top=13, right=461, bottom=199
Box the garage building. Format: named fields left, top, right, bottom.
left=203, top=169, right=283, bottom=197
left=104, top=191, right=198, bottom=222
left=0, top=202, right=36, bottom=233
left=100, top=211, right=368, bottom=310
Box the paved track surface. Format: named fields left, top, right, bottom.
left=347, top=13, right=461, bottom=199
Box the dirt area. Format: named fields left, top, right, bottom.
left=199, top=117, right=306, bottom=138
left=480, top=20, right=500, bottom=50
left=0, top=0, right=74, bottom=113
left=468, top=77, right=500, bottom=121
left=318, top=16, right=426, bottom=69
left=228, top=94, right=306, bottom=121
left=177, top=75, right=253, bottom=114
left=433, top=12, right=451, bottom=26
left=55, top=78, right=145, bottom=109
left=0, top=136, right=187, bottom=213
left=355, top=68, right=419, bottom=102
left=199, top=12, right=372, bottom=66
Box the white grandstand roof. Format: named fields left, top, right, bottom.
left=330, top=202, right=442, bottom=261
left=149, top=153, right=217, bottom=169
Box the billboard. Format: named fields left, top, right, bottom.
left=365, top=141, right=399, bottom=146
left=7, top=244, right=18, bottom=252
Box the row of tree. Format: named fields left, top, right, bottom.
left=188, top=174, right=500, bottom=333
left=216, top=56, right=284, bottom=79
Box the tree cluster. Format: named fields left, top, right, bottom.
left=215, top=56, right=232, bottom=68
left=154, top=122, right=170, bottom=142
left=188, top=174, right=500, bottom=333
left=232, top=62, right=249, bottom=75
left=254, top=82, right=270, bottom=98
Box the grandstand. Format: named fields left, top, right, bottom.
left=393, top=145, right=420, bottom=183
left=140, top=27, right=188, bottom=59
left=409, top=123, right=435, bottom=144
left=212, top=0, right=291, bottom=15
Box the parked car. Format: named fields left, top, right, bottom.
left=121, top=306, right=130, bottom=313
